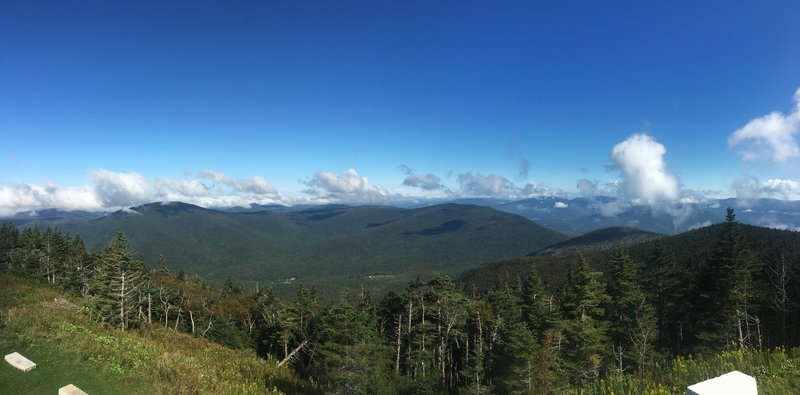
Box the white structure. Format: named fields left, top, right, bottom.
left=59, top=384, right=89, bottom=395
left=686, top=370, right=757, bottom=395
left=4, top=352, right=36, bottom=372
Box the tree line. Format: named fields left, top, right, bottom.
left=0, top=208, right=798, bottom=393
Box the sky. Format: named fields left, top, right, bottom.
left=1, top=0, right=799, bottom=215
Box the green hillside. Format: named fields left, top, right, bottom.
left=0, top=273, right=301, bottom=394
left=464, top=221, right=800, bottom=295
left=532, top=226, right=664, bottom=256
left=59, top=202, right=568, bottom=296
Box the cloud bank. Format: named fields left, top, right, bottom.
left=733, top=175, right=800, bottom=201
left=728, top=88, right=800, bottom=163
left=0, top=169, right=285, bottom=216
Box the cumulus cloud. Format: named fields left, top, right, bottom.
left=398, top=164, right=446, bottom=191
left=610, top=133, right=680, bottom=206
left=0, top=183, right=101, bottom=216
left=576, top=179, right=598, bottom=198
left=457, top=173, right=515, bottom=197
left=91, top=169, right=154, bottom=207
left=0, top=169, right=284, bottom=216
left=733, top=175, right=800, bottom=201
left=728, top=88, right=800, bottom=163
left=403, top=173, right=445, bottom=191
left=304, top=168, right=389, bottom=202
left=554, top=201, right=568, bottom=208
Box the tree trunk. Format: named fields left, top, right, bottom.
left=395, top=314, right=402, bottom=375
left=120, top=271, right=126, bottom=330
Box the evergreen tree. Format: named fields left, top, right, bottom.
left=559, top=255, right=610, bottom=384
left=315, top=291, right=393, bottom=393
left=521, top=265, right=556, bottom=335
left=695, top=208, right=761, bottom=352
left=0, top=222, right=18, bottom=270
left=606, top=248, right=654, bottom=372
left=90, top=232, right=148, bottom=330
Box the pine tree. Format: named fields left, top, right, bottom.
left=90, top=232, right=148, bottom=330
left=606, top=249, right=654, bottom=372
left=315, top=291, right=392, bottom=393
left=559, top=255, right=610, bottom=384
left=695, top=208, right=761, bottom=352
left=0, top=222, right=19, bottom=270
left=521, top=265, right=556, bottom=335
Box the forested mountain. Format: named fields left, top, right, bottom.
left=7, top=197, right=798, bottom=236
left=55, top=202, right=568, bottom=295
left=532, top=227, right=663, bottom=256
left=2, top=208, right=799, bottom=393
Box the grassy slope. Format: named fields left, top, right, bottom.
left=577, top=347, right=800, bottom=394
left=0, top=273, right=303, bottom=394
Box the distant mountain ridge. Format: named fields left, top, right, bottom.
left=5, top=196, right=799, bottom=236
left=53, top=202, right=568, bottom=295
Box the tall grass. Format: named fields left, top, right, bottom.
left=577, top=347, right=800, bottom=394
left=0, top=273, right=305, bottom=394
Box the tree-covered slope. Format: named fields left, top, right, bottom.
left=58, top=202, right=568, bottom=294
left=532, top=226, right=664, bottom=256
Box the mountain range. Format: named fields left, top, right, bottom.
left=3, top=197, right=799, bottom=296
left=48, top=202, right=567, bottom=296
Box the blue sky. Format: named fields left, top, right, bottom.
left=1, top=1, right=799, bottom=214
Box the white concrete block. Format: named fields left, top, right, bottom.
left=59, top=384, right=89, bottom=395
left=686, top=370, right=757, bottom=395
left=4, top=352, right=36, bottom=372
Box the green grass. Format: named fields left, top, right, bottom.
left=0, top=273, right=304, bottom=394
left=575, top=347, right=800, bottom=394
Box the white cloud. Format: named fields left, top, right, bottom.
left=518, top=182, right=560, bottom=198
left=761, top=178, right=800, bottom=197
left=156, top=178, right=209, bottom=197
left=198, top=171, right=278, bottom=196
left=728, top=88, right=800, bottom=163
left=240, top=176, right=278, bottom=195
left=689, top=221, right=712, bottom=230
left=554, top=201, right=568, bottom=208
left=734, top=175, right=800, bottom=201
left=457, top=173, right=514, bottom=197
left=591, top=200, right=630, bottom=217
left=611, top=133, right=680, bottom=206
left=0, top=183, right=102, bottom=216
left=90, top=169, right=154, bottom=207
left=403, top=173, right=445, bottom=191
left=576, top=179, right=598, bottom=198
left=0, top=169, right=285, bottom=216
left=304, top=168, right=389, bottom=202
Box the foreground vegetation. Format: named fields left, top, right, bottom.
left=1, top=208, right=799, bottom=393
left=0, top=274, right=301, bottom=394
